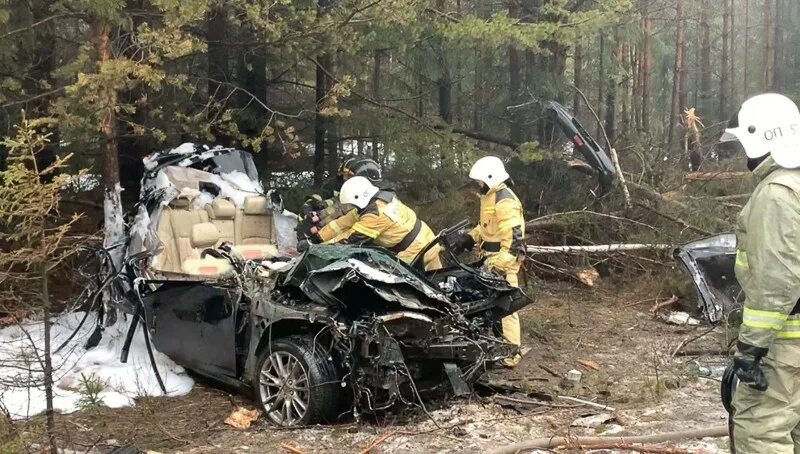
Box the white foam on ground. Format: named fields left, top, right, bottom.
left=0, top=312, right=194, bottom=419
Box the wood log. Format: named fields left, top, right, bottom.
left=489, top=426, right=728, bottom=454
left=685, top=171, right=749, bottom=181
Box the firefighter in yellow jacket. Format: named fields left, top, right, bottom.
left=720, top=93, right=800, bottom=453
left=298, top=158, right=382, bottom=245
left=337, top=176, right=443, bottom=271
left=456, top=156, right=526, bottom=367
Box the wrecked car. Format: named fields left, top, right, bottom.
left=104, top=144, right=530, bottom=426
left=673, top=234, right=742, bottom=324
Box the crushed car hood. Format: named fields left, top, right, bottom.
left=673, top=234, right=741, bottom=323
left=283, top=245, right=452, bottom=314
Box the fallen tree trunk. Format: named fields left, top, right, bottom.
left=527, top=244, right=670, bottom=254
left=685, top=171, right=749, bottom=181
left=489, top=425, right=728, bottom=454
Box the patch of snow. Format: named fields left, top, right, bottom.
left=62, top=174, right=100, bottom=192
left=171, top=143, right=198, bottom=155
left=273, top=209, right=299, bottom=256
left=570, top=413, right=613, bottom=428
left=186, top=170, right=264, bottom=208
left=659, top=311, right=702, bottom=326
left=103, top=184, right=126, bottom=275
left=0, top=311, right=194, bottom=420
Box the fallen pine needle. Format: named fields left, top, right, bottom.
left=650, top=295, right=679, bottom=315
left=360, top=430, right=401, bottom=454
left=281, top=442, right=305, bottom=454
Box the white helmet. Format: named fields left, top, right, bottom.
left=339, top=175, right=379, bottom=209
left=469, top=156, right=510, bottom=189
left=720, top=93, right=800, bottom=168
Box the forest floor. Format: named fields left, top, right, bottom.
left=18, top=277, right=733, bottom=454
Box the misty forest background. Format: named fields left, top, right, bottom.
left=1, top=0, right=799, bottom=265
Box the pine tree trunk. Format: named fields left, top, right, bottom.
left=773, top=0, right=784, bottom=90
left=314, top=55, right=330, bottom=187
left=371, top=50, right=381, bottom=161
left=744, top=0, right=750, bottom=95
left=573, top=44, right=583, bottom=117
left=206, top=6, right=228, bottom=100
left=632, top=45, right=641, bottom=132
left=729, top=0, right=736, bottom=104
left=763, top=0, right=774, bottom=90
left=92, top=19, right=124, bottom=325
left=621, top=43, right=629, bottom=135
left=641, top=10, right=652, bottom=134
left=668, top=0, right=685, bottom=150
left=597, top=32, right=605, bottom=139
left=508, top=0, right=523, bottom=145
left=721, top=1, right=730, bottom=120
left=700, top=0, right=711, bottom=113
left=41, top=258, right=56, bottom=453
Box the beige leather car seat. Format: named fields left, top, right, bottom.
left=181, top=222, right=233, bottom=278
left=205, top=198, right=236, bottom=245
left=235, top=195, right=275, bottom=245
left=169, top=196, right=210, bottom=265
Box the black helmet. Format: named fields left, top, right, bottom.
left=340, top=158, right=382, bottom=184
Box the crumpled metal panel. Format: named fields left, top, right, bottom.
left=673, top=233, right=742, bottom=323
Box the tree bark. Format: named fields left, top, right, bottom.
left=605, top=31, right=620, bottom=145
left=597, top=32, right=605, bottom=139
left=371, top=49, right=382, bottom=161
left=573, top=43, right=583, bottom=117
left=729, top=0, right=736, bottom=103
left=41, top=259, right=56, bottom=453
left=641, top=10, right=651, bottom=134
left=206, top=5, right=228, bottom=100
left=92, top=19, right=124, bottom=326
left=721, top=1, right=730, bottom=120
left=763, top=0, right=774, bottom=90
left=668, top=0, right=686, bottom=151
left=633, top=46, right=640, bottom=131
left=699, top=0, right=711, bottom=113
left=773, top=0, right=784, bottom=90
left=508, top=0, right=523, bottom=145
left=314, top=54, right=330, bottom=187
left=744, top=0, right=750, bottom=94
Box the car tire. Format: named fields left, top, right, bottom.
left=252, top=335, right=341, bottom=426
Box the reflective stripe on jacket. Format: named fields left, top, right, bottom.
left=346, top=191, right=441, bottom=268
left=468, top=183, right=525, bottom=259
left=318, top=206, right=358, bottom=243
left=736, top=156, right=800, bottom=351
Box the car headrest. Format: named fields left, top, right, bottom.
left=169, top=196, right=192, bottom=208
left=206, top=198, right=236, bottom=219
left=191, top=222, right=221, bottom=248
left=243, top=196, right=269, bottom=215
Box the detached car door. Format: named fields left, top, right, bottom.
left=142, top=281, right=239, bottom=379
left=673, top=234, right=742, bottom=323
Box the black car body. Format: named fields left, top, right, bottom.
left=115, top=144, right=529, bottom=425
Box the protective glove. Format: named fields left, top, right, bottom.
left=452, top=233, right=476, bottom=254
left=732, top=355, right=769, bottom=391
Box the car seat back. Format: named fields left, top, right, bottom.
left=235, top=195, right=275, bottom=245
left=169, top=196, right=210, bottom=265
left=205, top=198, right=236, bottom=245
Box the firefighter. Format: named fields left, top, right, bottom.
left=720, top=93, right=800, bottom=453
left=337, top=176, right=443, bottom=271
left=298, top=158, right=382, bottom=245
left=456, top=156, right=526, bottom=368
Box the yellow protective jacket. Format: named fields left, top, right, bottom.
left=468, top=183, right=526, bottom=285
left=317, top=202, right=358, bottom=243
left=344, top=190, right=442, bottom=270
left=735, top=156, right=800, bottom=357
